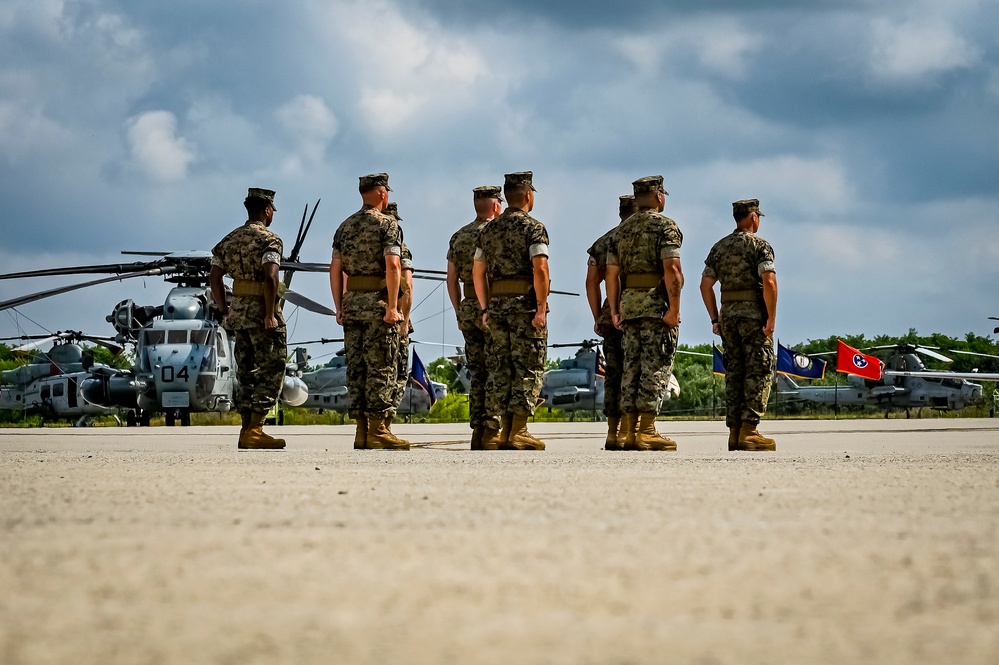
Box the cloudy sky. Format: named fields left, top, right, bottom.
left=2, top=0, right=997, bottom=362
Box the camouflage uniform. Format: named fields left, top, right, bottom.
left=703, top=225, right=776, bottom=428
left=448, top=215, right=491, bottom=429
left=607, top=211, right=682, bottom=414
left=332, top=207, right=403, bottom=420
left=385, top=201, right=415, bottom=411
left=211, top=216, right=286, bottom=416
left=587, top=228, right=624, bottom=419
left=475, top=196, right=549, bottom=430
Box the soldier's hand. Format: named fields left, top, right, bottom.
left=335, top=310, right=343, bottom=326
left=593, top=322, right=601, bottom=336
left=711, top=321, right=721, bottom=336
left=481, top=311, right=490, bottom=329
left=383, top=307, right=403, bottom=325
left=612, top=313, right=623, bottom=331
left=263, top=315, right=279, bottom=331
left=532, top=310, right=547, bottom=330
left=763, top=317, right=776, bottom=337
left=664, top=309, right=680, bottom=329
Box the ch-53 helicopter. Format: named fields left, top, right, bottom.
left=0, top=202, right=330, bottom=426
left=538, top=339, right=695, bottom=418
left=0, top=331, right=127, bottom=425
left=291, top=339, right=447, bottom=417
left=776, top=343, right=999, bottom=417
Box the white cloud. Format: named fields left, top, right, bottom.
left=276, top=94, right=339, bottom=171
left=870, top=19, right=979, bottom=83
left=0, top=101, right=71, bottom=158
left=125, top=111, right=196, bottom=182
left=613, top=18, right=762, bottom=79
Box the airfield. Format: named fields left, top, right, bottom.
left=2, top=419, right=998, bottom=664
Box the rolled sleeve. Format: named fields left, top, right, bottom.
left=384, top=245, right=402, bottom=257
left=529, top=243, right=549, bottom=258
left=210, top=254, right=224, bottom=268
left=261, top=251, right=281, bottom=265
left=661, top=244, right=681, bottom=260
left=758, top=261, right=776, bottom=275
left=702, top=265, right=717, bottom=279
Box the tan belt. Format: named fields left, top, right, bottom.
left=721, top=289, right=759, bottom=303
left=346, top=275, right=386, bottom=292
left=491, top=278, right=532, bottom=297
left=232, top=279, right=264, bottom=297
left=624, top=273, right=661, bottom=289
left=462, top=281, right=477, bottom=299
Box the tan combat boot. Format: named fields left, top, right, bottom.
left=353, top=415, right=368, bottom=450
left=629, top=412, right=677, bottom=451
left=238, top=412, right=286, bottom=450
left=366, top=418, right=410, bottom=450
left=735, top=423, right=776, bottom=451
left=620, top=411, right=638, bottom=448
left=470, top=426, right=484, bottom=451
left=480, top=425, right=502, bottom=450
left=500, top=414, right=545, bottom=450
left=605, top=416, right=623, bottom=451
left=728, top=420, right=741, bottom=452
left=499, top=413, right=514, bottom=445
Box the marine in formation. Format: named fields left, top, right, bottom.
left=447, top=185, right=503, bottom=449
left=385, top=201, right=416, bottom=415
left=209, top=187, right=287, bottom=450
left=700, top=199, right=778, bottom=451
left=605, top=176, right=684, bottom=450
left=472, top=172, right=550, bottom=450
left=330, top=173, right=409, bottom=450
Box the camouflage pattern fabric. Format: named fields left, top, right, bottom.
left=600, top=327, right=624, bottom=418
left=233, top=327, right=286, bottom=415
left=476, top=209, right=549, bottom=428
left=703, top=229, right=777, bottom=425
left=587, top=228, right=622, bottom=418
left=343, top=322, right=401, bottom=419
left=393, top=334, right=410, bottom=409
left=332, top=207, right=404, bottom=418
left=331, top=208, right=403, bottom=325
left=702, top=230, right=775, bottom=321
left=211, top=220, right=285, bottom=330
left=606, top=210, right=682, bottom=413
left=448, top=219, right=490, bottom=427
left=620, top=319, right=678, bottom=413
left=605, top=210, right=682, bottom=320
left=719, top=317, right=775, bottom=426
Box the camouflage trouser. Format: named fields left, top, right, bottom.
left=483, top=299, right=547, bottom=430
left=720, top=315, right=775, bottom=427
left=343, top=320, right=400, bottom=419
left=233, top=327, right=287, bottom=415
left=597, top=323, right=623, bottom=419
left=620, top=317, right=678, bottom=414
left=392, top=334, right=410, bottom=409
left=458, top=300, right=489, bottom=428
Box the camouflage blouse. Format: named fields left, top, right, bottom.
left=586, top=227, right=616, bottom=328
left=211, top=220, right=284, bottom=330
left=702, top=230, right=776, bottom=321
left=447, top=219, right=489, bottom=286
left=606, top=210, right=682, bottom=321
left=332, top=207, right=403, bottom=323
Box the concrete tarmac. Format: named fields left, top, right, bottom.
left=2, top=419, right=998, bottom=664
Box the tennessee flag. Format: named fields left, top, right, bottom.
left=410, top=349, right=437, bottom=405
left=712, top=345, right=726, bottom=376
left=836, top=340, right=883, bottom=380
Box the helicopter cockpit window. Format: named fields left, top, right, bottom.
left=41, top=385, right=50, bottom=400
left=942, top=378, right=963, bottom=389
left=191, top=330, right=210, bottom=345
left=167, top=330, right=188, bottom=344
left=144, top=330, right=165, bottom=346
left=216, top=333, right=227, bottom=358
left=52, top=382, right=64, bottom=397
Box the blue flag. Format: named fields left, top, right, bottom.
left=713, top=345, right=726, bottom=375
left=410, top=349, right=436, bottom=405
left=776, top=341, right=826, bottom=380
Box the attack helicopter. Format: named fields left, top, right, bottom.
left=776, top=343, right=999, bottom=417
left=0, top=202, right=329, bottom=426
left=0, top=331, right=127, bottom=425
left=292, top=339, right=447, bottom=416
left=538, top=339, right=692, bottom=418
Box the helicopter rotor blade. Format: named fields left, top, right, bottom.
left=283, top=289, right=336, bottom=317
left=11, top=336, right=60, bottom=352
left=287, top=338, right=345, bottom=345
left=676, top=349, right=713, bottom=358
left=0, top=261, right=158, bottom=280
left=0, top=267, right=174, bottom=313
left=409, top=339, right=465, bottom=348
left=912, top=347, right=952, bottom=363
left=947, top=349, right=999, bottom=361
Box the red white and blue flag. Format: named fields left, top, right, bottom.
left=836, top=340, right=883, bottom=381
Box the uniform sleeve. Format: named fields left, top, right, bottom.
left=757, top=240, right=776, bottom=275
left=605, top=233, right=619, bottom=267
left=210, top=239, right=225, bottom=270
left=659, top=219, right=682, bottom=260
left=261, top=233, right=282, bottom=266
left=382, top=215, right=403, bottom=257
left=331, top=226, right=343, bottom=261
left=527, top=220, right=549, bottom=258
left=702, top=244, right=718, bottom=279
left=401, top=244, right=414, bottom=271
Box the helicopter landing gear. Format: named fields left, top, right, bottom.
left=126, top=409, right=151, bottom=427
left=164, top=408, right=192, bottom=426
left=180, top=409, right=191, bottom=427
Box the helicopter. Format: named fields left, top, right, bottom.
left=0, top=203, right=330, bottom=426
left=776, top=343, right=999, bottom=417
left=538, top=339, right=689, bottom=418
left=0, top=331, right=126, bottom=425
left=293, top=340, right=447, bottom=417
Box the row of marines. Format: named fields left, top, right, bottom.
left=209, top=172, right=779, bottom=452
